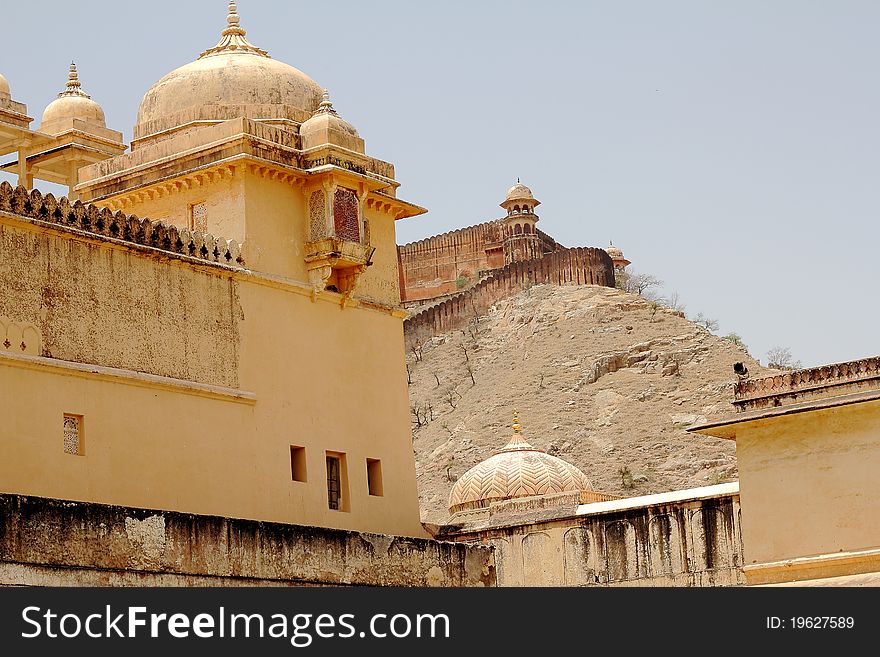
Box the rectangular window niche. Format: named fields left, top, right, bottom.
left=326, top=452, right=350, bottom=512
left=63, top=414, right=84, bottom=456
left=367, top=458, right=384, bottom=497
left=290, top=446, right=307, bottom=482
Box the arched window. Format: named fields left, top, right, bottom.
left=513, top=205, right=520, bottom=213
left=523, top=205, right=530, bottom=213
left=524, top=223, right=532, bottom=234
left=514, top=224, right=522, bottom=235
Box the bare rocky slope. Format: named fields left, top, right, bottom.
left=406, top=284, right=767, bottom=523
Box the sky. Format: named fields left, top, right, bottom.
left=3, top=0, right=878, bottom=368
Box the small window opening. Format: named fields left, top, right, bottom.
left=367, top=458, right=384, bottom=497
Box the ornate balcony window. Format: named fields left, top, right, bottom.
left=305, top=182, right=374, bottom=301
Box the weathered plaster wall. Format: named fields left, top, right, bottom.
left=441, top=488, right=744, bottom=587
left=0, top=209, right=240, bottom=388
left=404, top=247, right=615, bottom=350
left=0, top=495, right=495, bottom=587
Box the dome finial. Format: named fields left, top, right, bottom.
left=199, top=0, right=270, bottom=59
left=517, top=176, right=520, bottom=184
left=314, top=88, right=339, bottom=116
left=58, top=61, right=89, bottom=98
left=503, top=410, right=533, bottom=451
left=67, top=62, right=81, bottom=90
left=227, top=1, right=240, bottom=27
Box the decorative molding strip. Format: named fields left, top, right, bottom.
left=0, top=350, right=257, bottom=405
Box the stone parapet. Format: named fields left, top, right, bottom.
left=0, top=494, right=495, bottom=587
left=734, top=356, right=880, bottom=412
left=0, top=181, right=243, bottom=266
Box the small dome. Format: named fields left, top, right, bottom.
left=133, top=1, right=323, bottom=145
left=300, top=90, right=363, bottom=153
left=448, top=412, right=592, bottom=514
left=505, top=181, right=534, bottom=202
left=40, top=63, right=106, bottom=134
left=0, top=73, right=10, bottom=96
left=606, top=243, right=624, bottom=259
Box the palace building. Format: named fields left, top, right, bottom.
left=1, top=1, right=877, bottom=588
left=0, top=1, right=430, bottom=540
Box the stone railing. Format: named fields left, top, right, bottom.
left=0, top=182, right=243, bottom=266
left=734, top=356, right=880, bottom=412
left=303, top=154, right=395, bottom=181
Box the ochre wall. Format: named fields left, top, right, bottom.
left=99, top=169, right=403, bottom=308
left=736, top=401, right=880, bottom=569
left=0, top=185, right=425, bottom=538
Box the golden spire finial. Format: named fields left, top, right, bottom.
left=501, top=409, right=535, bottom=452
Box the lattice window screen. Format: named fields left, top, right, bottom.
left=190, top=202, right=208, bottom=233
left=309, top=190, right=326, bottom=241
left=63, top=415, right=81, bottom=455
left=333, top=188, right=360, bottom=242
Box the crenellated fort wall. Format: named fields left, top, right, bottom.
left=404, top=247, right=615, bottom=350
left=397, top=220, right=560, bottom=302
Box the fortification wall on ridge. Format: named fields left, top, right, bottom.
left=397, top=221, right=558, bottom=302
left=404, top=247, right=614, bottom=350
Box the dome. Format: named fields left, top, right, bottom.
left=0, top=73, right=10, bottom=96
left=606, top=243, right=624, bottom=259
left=300, top=90, right=363, bottom=153
left=40, top=63, right=107, bottom=135
left=505, top=181, right=534, bottom=202
left=448, top=412, right=592, bottom=514
left=133, top=1, right=323, bottom=145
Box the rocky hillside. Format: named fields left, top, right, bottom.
left=406, top=284, right=767, bottom=523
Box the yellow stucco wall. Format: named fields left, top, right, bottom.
left=736, top=401, right=880, bottom=567
left=0, top=207, right=425, bottom=537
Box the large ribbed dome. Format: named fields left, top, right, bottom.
left=133, top=1, right=323, bottom=145
left=448, top=413, right=592, bottom=514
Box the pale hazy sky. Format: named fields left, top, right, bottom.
left=3, top=1, right=878, bottom=368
